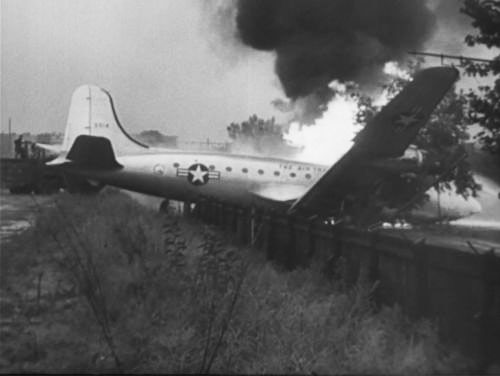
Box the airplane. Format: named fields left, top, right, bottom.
left=38, top=66, right=481, bottom=225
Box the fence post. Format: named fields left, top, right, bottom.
left=366, top=231, right=381, bottom=307
left=369, top=231, right=380, bottom=283
left=324, top=223, right=344, bottom=279
left=413, top=239, right=429, bottom=318
left=250, top=206, right=257, bottom=245
left=252, top=208, right=265, bottom=248
left=264, top=211, right=275, bottom=261
left=236, top=207, right=249, bottom=244
left=223, top=204, right=232, bottom=232
left=306, top=218, right=316, bottom=261
left=285, top=216, right=297, bottom=269
left=478, top=249, right=500, bottom=371
left=230, top=205, right=238, bottom=233
left=212, top=201, right=218, bottom=225
left=209, top=200, right=217, bottom=225
left=198, top=199, right=207, bottom=221
left=216, top=202, right=224, bottom=226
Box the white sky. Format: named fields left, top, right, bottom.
left=1, top=0, right=284, bottom=141
left=1, top=0, right=497, bottom=141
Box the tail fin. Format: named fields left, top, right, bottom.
left=61, top=85, right=148, bottom=156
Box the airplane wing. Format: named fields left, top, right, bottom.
left=288, top=66, right=459, bottom=216
left=251, top=183, right=309, bottom=203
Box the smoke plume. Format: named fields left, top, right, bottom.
left=235, top=0, right=437, bottom=101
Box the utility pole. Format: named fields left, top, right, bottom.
left=8, top=117, right=12, bottom=157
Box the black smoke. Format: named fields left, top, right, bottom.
left=236, top=0, right=437, bottom=100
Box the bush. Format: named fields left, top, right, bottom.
left=8, top=190, right=471, bottom=373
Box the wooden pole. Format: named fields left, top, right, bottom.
left=8, top=117, right=12, bottom=157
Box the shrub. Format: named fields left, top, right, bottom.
left=8, top=190, right=471, bottom=374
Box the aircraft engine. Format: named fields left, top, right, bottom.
left=365, top=145, right=426, bottom=173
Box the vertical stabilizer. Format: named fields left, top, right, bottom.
left=61, top=85, right=148, bottom=156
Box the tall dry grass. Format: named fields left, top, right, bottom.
left=13, top=189, right=472, bottom=373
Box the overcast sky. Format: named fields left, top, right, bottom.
left=1, top=0, right=496, bottom=141
left=1, top=0, right=285, bottom=141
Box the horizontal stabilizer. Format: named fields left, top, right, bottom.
left=66, top=135, right=122, bottom=169
left=36, top=143, right=62, bottom=154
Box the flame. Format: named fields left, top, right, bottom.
left=284, top=81, right=361, bottom=165
left=284, top=62, right=410, bottom=165
left=383, top=61, right=411, bottom=80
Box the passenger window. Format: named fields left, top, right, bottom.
left=290, top=172, right=296, bottom=178
left=226, top=166, right=232, bottom=172
left=274, top=171, right=280, bottom=176
left=173, top=162, right=179, bottom=168
left=305, top=173, right=312, bottom=179
left=258, top=169, right=264, bottom=175
left=209, top=165, right=215, bottom=171
left=242, top=168, right=248, bottom=173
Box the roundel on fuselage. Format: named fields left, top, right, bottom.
left=187, top=163, right=209, bottom=186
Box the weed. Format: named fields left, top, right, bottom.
left=1, top=190, right=473, bottom=374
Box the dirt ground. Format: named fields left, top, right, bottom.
left=0, top=192, right=74, bottom=372
left=1, top=191, right=38, bottom=242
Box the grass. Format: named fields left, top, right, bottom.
left=0, top=189, right=473, bottom=373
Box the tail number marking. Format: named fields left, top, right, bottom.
left=94, top=122, right=109, bottom=128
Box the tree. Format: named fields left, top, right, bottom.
left=136, top=130, right=178, bottom=148
left=461, top=0, right=500, bottom=158
left=227, top=115, right=299, bottom=157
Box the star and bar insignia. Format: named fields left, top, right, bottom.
left=177, top=163, right=220, bottom=186
left=394, top=106, right=424, bottom=132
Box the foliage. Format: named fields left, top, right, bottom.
left=2, top=191, right=472, bottom=373
left=35, top=132, right=64, bottom=145
left=135, top=130, right=178, bottom=147
left=227, top=114, right=298, bottom=156
left=461, top=0, right=500, bottom=157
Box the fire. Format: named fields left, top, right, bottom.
left=383, top=61, right=411, bottom=80
left=284, top=81, right=361, bottom=165
left=284, top=62, right=410, bottom=165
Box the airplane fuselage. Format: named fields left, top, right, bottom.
left=62, top=149, right=480, bottom=221
left=66, top=151, right=326, bottom=205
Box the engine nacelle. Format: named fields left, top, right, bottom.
left=366, top=145, right=426, bottom=173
